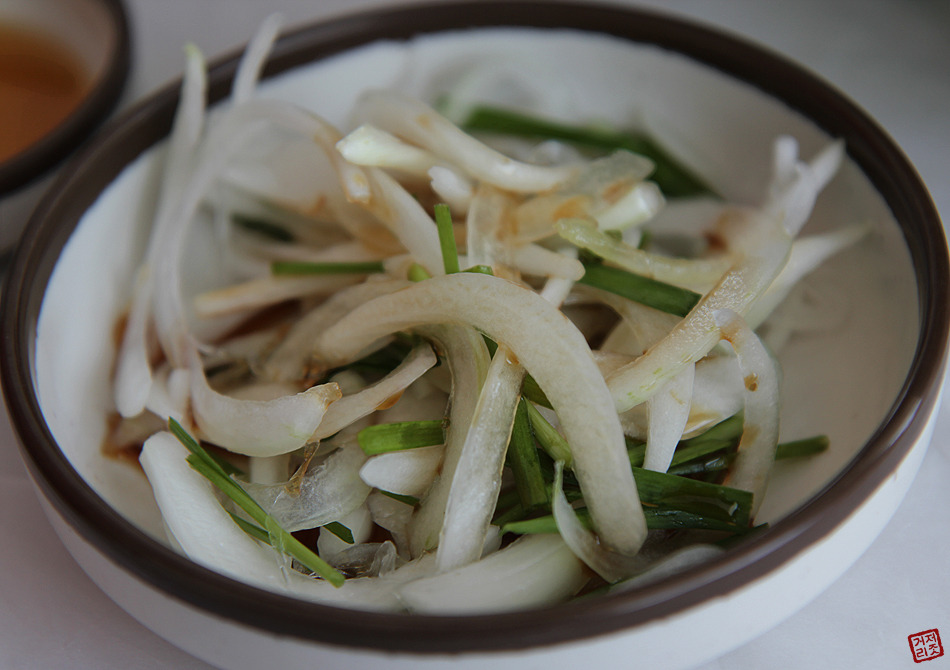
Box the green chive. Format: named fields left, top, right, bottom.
left=631, top=466, right=752, bottom=527
left=501, top=505, right=748, bottom=536
left=271, top=260, right=385, bottom=276
left=457, top=104, right=715, bottom=198
left=229, top=512, right=270, bottom=543
left=462, top=264, right=494, bottom=275
left=232, top=213, right=295, bottom=242
left=408, top=262, right=432, bottom=282
left=776, top=435, right=830, bottom=459
left=507, top=398, right=549, bottom=512
left=524, top=401, right=573, bottom=466
left=379, top=490, right=420, bottom=506
left=434, top=203, right=460, bottom=274
left=322, top=521, right=355, bottom=544
left=357, top=420, right=445, bottom=455
left=578, top=261, right=701, bottom=317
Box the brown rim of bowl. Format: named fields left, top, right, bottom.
left=2, top=0, right=948, bottom=656
left=0, top=0, right=131, bottom=195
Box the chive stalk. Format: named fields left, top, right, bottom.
left=456, top=104, right=714, bottom=198
left=408, top=262, right=432, bottom=282
left=578, top=261, right=701, bottom=317
left=357, top=420, right=446, bottom=455
left=322, top=521, right=355, bottom=544
left=506, top=398, right=549, bottom=513
left=434, top=203, right=460, bottom=274
left=271, top=260, right=385, bottom=276
left=524, top=401, right=572, bottom=466
left=501, top=505, right=749, bottom=536
left=232, top=213, right=295, bottom=242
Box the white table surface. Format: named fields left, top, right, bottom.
left=1, top=1, right=948, bottom=668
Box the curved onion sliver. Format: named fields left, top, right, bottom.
left=318, top=272, right=647, bottom=556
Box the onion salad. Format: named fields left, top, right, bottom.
left=105, top=17, right=867, bottom=614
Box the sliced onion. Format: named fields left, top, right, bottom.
left=193, top=273, right=364, bottom=320
left=716, top=308, right=781, bottom=517
left=436, top=346, right=524, bottom=572
left=188, top=342, right=342, bottom=457
left=465, top=182, right=514, bottom=268
left=358, top=167, right=444, bottom=273
left=318, top=272, right=647, bottom=556
left=140, top=432, right=300, bottom=590
left=608, top=544, right=725, bottom=593
left=112, top=45, right=207, bottom=417
left=606, top=209, right=792, bottom=413
left=316, top=504, right=373, bottom=563
left=242, top=441, right=370, bottom=532
left=336, top=124, right=441, bottom=178
left=509, top=242, right=585, bottom=281
left=407, top=325, right=491, bottom=557
left=262, top=278, right=409, bottom=383
left=367, top=490, right=415, bottom=558
left=747, top=222, right=869, bottom=328
left=230, top=13, right=282, bottom=105
left=557, top=217, right=730, bottom=292
left=551, top=461, right=640, bottom=582
left=351, top=89, right=577, bottom=193
left=643, top=363, right=694, bottom=472
left=314, top=342, right=437, bottom=439
left=428, top=165, right=474, bottom=214
left=360, top=445, right=444, bottom=498
left=397, top=534, right=589, bottom=614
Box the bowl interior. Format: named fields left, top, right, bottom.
left=35, top=25, right=919, bottom=540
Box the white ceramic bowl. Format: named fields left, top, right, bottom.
left=0, top=0, right=129, bottom=252
left=3, top=3, right=948, bottom=669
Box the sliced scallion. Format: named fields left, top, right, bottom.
left=357, top=420, right=445, bottom=455
left=506, top=398, right=549, bottom=513
left=322, top=521, right=355, bottom=544
left=456, top=104, right=714, bottom=198
left=578, top=262, right=701, bottom=317
left=271, top=260, right=385, bottom=276
left=434, top=203, right=460, bottom=274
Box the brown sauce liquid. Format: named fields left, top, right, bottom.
left=0, top=23, right=89, bottom=163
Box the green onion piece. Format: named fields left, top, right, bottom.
left=626, top=437, right=646, bottom=468
left=379, top=490, right=420, bottom=506
left=408, top=262, right=432, bottom=282
left=169, top=419, right=344, bottom=587
left=507, top=398, right=549, bottom=513
left=434, top=203, right=460, bottom=274
left=522, top=374, right=552, bottom=409
left=457, top=104, right=714, bottom=198
left=357, top=420, right=445, bottom=455
left=630, top=466, right=752, bottom=527
left=271, top=260, right=385, bottom=276
left=667, top=453, right=734, bottom=477
left=776, top=435, right=830, bottom=459
left=637, top=229, right=653, bottom=250
left=322, top=521, right=355, bottom=544
left=578, top=261, right=701, bottom=317
left=679, top=414, right=744, bottom=448
left=462, top=264, right=494, bottom=275
left=232, top=213, right=295, bottom=242
left=501, top=505, right=748, bottom=536
left=229, top=512, right=270, bottom=543
left=524, top=401, right=572, bottom=467
left=483, top=334, right=551, bottom=408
